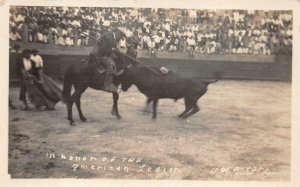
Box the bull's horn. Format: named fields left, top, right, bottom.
left=115, top=69, right=125, bottom=76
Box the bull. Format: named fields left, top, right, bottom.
left=121, top=65, right=220, bottom=119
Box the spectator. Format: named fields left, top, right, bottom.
left=30, top=48, right=43, bottom=73
left=21, top=21, right=29, bottom=44
left=36, top=29, right=44, bottom=43
left=28, top=18, right=38, bottom=42
left=130, top=31, right=140, bottom=49
left=10, top=27, right=22, bottom=41
left=65, top=33, right=72, bottom=46
left=10, top=7, right=292, bottom=56
left=119, top=37, right=127, bottom=48
left=147, top=36, right=156, bottom=57
left=187, top=36, right=196, bottom=56
left=56, top=26, right=64, bottom=45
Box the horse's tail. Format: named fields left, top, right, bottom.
left=62, top=66, right=73, bottom=103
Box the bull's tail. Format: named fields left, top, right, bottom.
left=202, top=71, right=222, bottom=86
left=62, top=66, right=73, bottom=103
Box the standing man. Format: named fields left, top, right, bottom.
left=30, top=48, right=43, bottom=80
left=16, top=49, right=37, bottom=110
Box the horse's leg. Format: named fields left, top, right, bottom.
left=111, top=93, right=115, bottom=115
left=146, top=98, right=152, bottom=105
left=111, top=92, right=121, bottom=119
left=74, top=87, right=87, bottom=122
left=111, top=93, right=116, bottom=116
left=152, top=98, right=159, bottom=119
left=67, top=94, right=75, bottom=126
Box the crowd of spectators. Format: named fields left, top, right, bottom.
left=9, top=6, right=293, bottom=56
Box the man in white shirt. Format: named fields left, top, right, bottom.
left=17, top=49, right=35, bottom=109
left=143, top=34, right=150, bottom=49
left=103, top=18, right=111, bottom=27
left=152, top=34, right=161, bottom=49
left=71, top=18, right=81, bottom=28
left=147, top=37, right=156, bottom=57
left=36, top=30, right=44, bottom=43
left=164, top=21, right=171, bottom=32
left=10, top=28, right=22, bottom=41
left=30, top=48, right=44, bottom=71
left=10, top=44, right=21, bottom=53
left=14, top=13, right=25, bottom=23
left=187, top=36, right=196, bottom=57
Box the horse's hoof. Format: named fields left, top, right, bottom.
left=45, top=107, right=55, bottom=111
left=69, top=120, right=75, bottom=126
left=81, top=117, right=87, bottom=122
left=111, top=110, right=115, bottom=116
left=22, top=107, right=30, bottom=111
left=116, top=115, right=121, bottom=120
left=35, top=105, right=42, bottom=110
left=142, top=108, right=150, bottom=113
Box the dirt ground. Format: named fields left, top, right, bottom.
left=8, top=80, right=291, bottom=180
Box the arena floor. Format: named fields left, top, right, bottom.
left=8, top=80, right=291, bottom=180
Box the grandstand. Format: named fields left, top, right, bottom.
left=9, top=6, right=292, bottom=83
left=9, top=6, right=292, bottom=55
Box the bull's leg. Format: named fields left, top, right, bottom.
left=178, top=98, right=193, bottom=118
left=181, top=95, right=202, bottom=119
left=111, top=92, right=121, bottom=119
left=152, top=98, right=159, bottom=119
left=181, top=103, right=200, bottom=119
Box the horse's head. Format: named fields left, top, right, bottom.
left=114, top=46, right=137, bottom=91
left=111, top=46, right=138, bottom=89
left=126, top=45, right=137, bottom=59
left=113, top=46, right=138, bottom=70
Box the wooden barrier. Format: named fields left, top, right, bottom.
left=9, top=53, right=292, bottom=86
left=139, top=57, right=291, bottom=81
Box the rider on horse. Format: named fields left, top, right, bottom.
left=88, top=28, right=127, bottom=93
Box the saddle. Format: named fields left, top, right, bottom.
left=94, top=56, right=116, bottom=76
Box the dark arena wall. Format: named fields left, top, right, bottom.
left=9, top=44, right=292, bottom=84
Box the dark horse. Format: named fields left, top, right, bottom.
left=63, top=47, right=137, bottom=125
left=121, top=65, right=220, bottom=119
